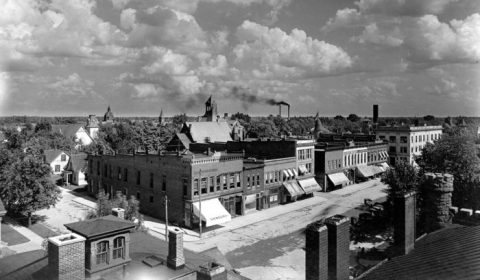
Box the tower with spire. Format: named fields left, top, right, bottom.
left=158, top=109, right=164, bottom=125
left=202, top=95, right=218, bottom=122
left=103, top=105, right=114, bottom=123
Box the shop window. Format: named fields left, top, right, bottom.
left=210, top=177, right=215, bottom=192
left=96, top=241, right=109, bottom=265
left=113, top=237, right=125, bottom=260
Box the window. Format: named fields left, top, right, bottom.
left=136, top=171, right=141, bottom=185
left=55, top=165, right=60, bottom=172
left=96, top=241, right=109, bottom=265
left=223, top=175, right=227, bottom=190
left=400, top=136, right=407, bottom=143
left=216, top=176, right=221, bottom=191
left=236, top=173, right=241, bottom=188
left=209, top=177, right=214, bottom=192
left=306, top=149, right=312, bottom=159
left=306, top=163, right=312, bottom=173
left=136, top=192, right=140, bottom=200
left=123, top=168, right=128, bottom=182
left=389, top=146, right=396, bottom=153
left=400, top=147, right=407, bottom=153
left=150, top=173, right=154, bottom=188
left=150, top=196, right=154, bottom=203
left=247, top=175, right=251, bottom=188
left=269, top=195, right=278, bottom=203
left=229, top=173, right=235, bottom=189
left=411, top=136, right=414, bottom=142
left=118, top=167, right=122, bottom=180
left=113, top=237, right=125, bottom=260
left=122, top=188, right=127, bottom=196
left=298, top=149, right=305, bottom=160
left=389, top=136, right=396, bottom=143
left=193, top=179, right=199, bottom=195
left=97, top=162, right=100, bottom=175
left=104, top=164, right=107, bottom=176
left=256, top=174, right=260, bottom=186
left=201, top=177, right=207, bottom=194
left=61, top=154, right=66, bottom=162
left=162, top=175, right=166, bottom=191
left=183, top=178, right=188, bottom=196
left=379, top=136, right=385, bottom=140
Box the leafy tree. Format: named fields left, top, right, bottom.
left=125, top=195, right=140, bottom=221
left=231, top=112, right=251, bottom=123
left=89, top=190, right=140, bottom=222
left=172, top=113, right=187, bottom=127
left=96, top=189, right=113, bottom=217
left=246, top=118, right=278, bottom=138
left=423, top=115, right=435, bottom=122
left=347, top=114, right=361, bottom=122
left=334, top=115, right=344, bottom=121
left=0, top=151, right=61, bottom=227
left=416, top=132, right=480, bottom=210
left=34, top=122, right=52, bottom=133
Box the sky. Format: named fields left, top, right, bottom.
left=0, top=0, right=479, bottom=117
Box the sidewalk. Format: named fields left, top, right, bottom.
left=2, top=217, right=44, bottom=254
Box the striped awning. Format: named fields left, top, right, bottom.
left=328, top=172, right=349, bottom=186
left=283, top=181, right=305, bottom=197
left=298, top=178, right=322, bottom=193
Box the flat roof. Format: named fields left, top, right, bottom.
left=64, top=215, right=135, bottom=239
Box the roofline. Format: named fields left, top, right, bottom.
left=65, top=224, right=135, bottom=239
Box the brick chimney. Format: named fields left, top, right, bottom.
left=424, top=173, right=454, bottom=233
left=197, top=262, right=227, bottom=280
left=393, top=191, right=416, bottom=255
left=325, top=215, right=350, bottom=280
left=305, top=221, right=328, bottom=280
left=48, top=233, right=86, bottom=280
left=167, top=228, right=185, bottom=270
left=112, top=208, right=125, bottom=219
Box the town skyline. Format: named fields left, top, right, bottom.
left=1, top=0, right=480, bottom=117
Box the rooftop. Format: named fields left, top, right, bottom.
left=376, top=125, right=443, bottom=132
left=64, top=215, right=135, bottom=239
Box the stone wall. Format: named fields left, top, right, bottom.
left=424, top=173, right=454, bottom=233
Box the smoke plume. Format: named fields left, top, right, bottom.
left=231, top=86, right=289, bottom=109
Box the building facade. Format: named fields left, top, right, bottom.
left=376, top=125, right=443, bottom=166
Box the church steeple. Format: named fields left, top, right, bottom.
left=104, top=105, right=114, bottom=122
left=159, top=109, right=164, bottom=124
left=202, top=95, right=217, bottom=122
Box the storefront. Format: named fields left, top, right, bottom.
left=297, top=177, right=322, bottom=195
left=191, top=198, right=232, bottom=228
left=244, top=194, right=257, bottom=214
left=327, top=172, right=350, bottom=190
left=282, top=181, right=304, bottom=203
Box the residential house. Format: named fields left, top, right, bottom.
left=51, top=124, right=94, bottom=147
left=63, top=153, right=88, bottom=186
left=43, top=149, right=69, bottom=175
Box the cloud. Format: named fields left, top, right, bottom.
left=355, top=0, right=458, bottom=16
left=47, top=73, right=96, bottom=96
left=233, top=20, right=353, bottom=79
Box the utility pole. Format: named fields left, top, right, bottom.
left=199, top=169, right=202, bottom=239
left=164, top=195, right=168, bottom=242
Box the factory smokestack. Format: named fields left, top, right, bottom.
left=287, top=104, right=290, bottom=120
left=279, top=104, right=282, bottom=117
left=373, top=104, right=379, bottom=124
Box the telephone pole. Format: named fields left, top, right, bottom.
left=199, top=169, right=202, bottom=239
left=164, top=195, right=168, bottom=242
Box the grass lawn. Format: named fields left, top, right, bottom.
left=29, top=223, right=59, bottom=239
left=1, top=224, right=29, bottom=246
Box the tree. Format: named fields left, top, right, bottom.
left=347, top=114, right=361, bottom=122
left=334, top=115, right=344, bottom=121
left=96, top=189, right=113, bottom=217
left=416, top=132, right=480, bottom=210
left=0, top=152, right=61, bottom=227
left=172, top=113, right=187, bottom=126
left=423, top=115, right=435, bottom=122
left=89, top=190, right=140, bottom=222
left=231, top=112, right=251, bottom=123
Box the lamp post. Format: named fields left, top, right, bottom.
left=199, top=169, right=202, bottom=239
left=164, top=195, right=169, bottom=242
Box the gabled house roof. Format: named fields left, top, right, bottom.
left=43, top=149, right=67, bottom=164
left=67, top=153, right=88, bottom=172
left=183, top=121, right=232, bottom=143
left=51, top=124, right=85, bottom=140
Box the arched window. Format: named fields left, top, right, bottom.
left=96, top=241, right=109, bottom=265
left=113, top=237, right=125, bottom=260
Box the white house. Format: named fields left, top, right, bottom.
left=51, top=124, right=94, bottom=147
left=63, top=153, right=88, bottom=186
left=44, top=150, right=70, bottom=175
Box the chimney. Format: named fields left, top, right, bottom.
left=278, top=104, right=282, bottom=118
left=424, top=173, right=454, bottom=233
left=373, top=104, right=378, bottom=124
left=167, top=228, right=185, bottom=270
left=394, top=191, right=416, bottom=255
left=287, top=105, right=290, bottom=120
left=48, top=233, right=86, bottom=280
left=325, top=215, right=350, bottom=280
left=197, top=262, right=227, bottom=280
left=305, top=221, right=328, bottom=280
left=112, top=207, right=125, bottom=219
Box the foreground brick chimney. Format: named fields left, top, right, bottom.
left=305, top=221, right=328, bottom=280
left=197, top=262, right=227, bottom=280
left=424, top=173, right=454, bottom=233
left=167, top=228, right=185, bottom=270
left=325, top=215, right=350, bottom=280
left=48, top=233, right=86, bottom=280
left=394, top=191, right=416, bottom=255
left=111, top=207, right=125, bottom=219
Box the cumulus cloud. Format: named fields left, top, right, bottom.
left=47, top=73, right=96, bottom=96
left=355, top=0, right=458, bottom=16
left=233, top=20, right=353, bottom=79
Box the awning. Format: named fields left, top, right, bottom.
left=192, top=198, right=231, bottom=227
left=287, top=169, right=294, bottom=178
left=382, top=151, right=388, bottom=159
left=292, top=169, right=298, bottom=177
left=357, top=165, right=376, bottom=178
left=327, top=172, right=350, bottom=186
left=299, top=165, right=308, bottom=174
left=298, top=178, right=322, bottom=193
left=283, top=181, right=305, bottom=197
left=283, top=170, right=289, bottom=179
left=371, top=165, right=384, bottom=175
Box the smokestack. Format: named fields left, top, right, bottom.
left=278, top=104, right=282, bottom=118
left=325, top=215, right=350, bottom=280
left=167, top=228, right=185, bottom=270
left=305, top=221, right=328, bottom=280
left=373, top=104, right=378, bottom=124
left=394, top=191, right=416, bottom=255
left=287, top=105, right=290, bottom=120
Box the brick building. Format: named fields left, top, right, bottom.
left=375, top=125, right=442, bottom=166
